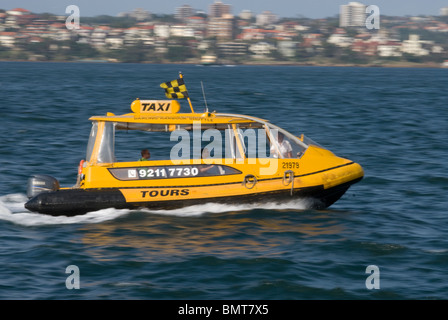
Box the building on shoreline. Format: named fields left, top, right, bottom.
left=340, top=2, right=366, bottom=27
left=441, top=7, right=448, bottom=16
left=0, top=4, right=447, bottom=65
left=209, top=1, right=232, bottom=18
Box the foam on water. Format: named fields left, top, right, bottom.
left=141, top=198, right=311, bottom=217
left=0, top=193, right=311, bottom=226
left=0, top=193, right=132, bottom=226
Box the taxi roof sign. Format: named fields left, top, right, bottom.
left=131, top=99, right=181, bottom=114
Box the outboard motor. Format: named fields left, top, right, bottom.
left=27, top=174, right=60, bottom=199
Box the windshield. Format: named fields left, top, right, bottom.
left=264, top=123, right=308, bottom=159
left=86, top=121, right=115, bottom=163
left=297, top=133, right=326, bottom=149
left=97, top=122, right=115, bottom=163
left=86, top=121, right=98, bottom=162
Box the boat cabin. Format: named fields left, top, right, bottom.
left=85, top=99, right=320, bottom=164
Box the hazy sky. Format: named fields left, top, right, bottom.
left=1, top=0, right=448, bottom=18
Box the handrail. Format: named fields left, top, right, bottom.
left=242, top=174, right=257, bottom=189
left=283, top=170, right=294, bottom=196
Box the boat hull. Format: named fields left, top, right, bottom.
left=24, top=177, right=361, bottom=216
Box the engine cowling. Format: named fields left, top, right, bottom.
left=26, top=175, right=60, bottom=199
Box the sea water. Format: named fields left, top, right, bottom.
left=0, top=62, right=447, bottom=299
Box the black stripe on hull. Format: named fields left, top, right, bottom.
left=25, top=188, right=128, bottom=216
left=24, top=177, right=361, bottom=217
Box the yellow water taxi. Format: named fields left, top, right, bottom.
left=25, top=74, right=363, bottom=216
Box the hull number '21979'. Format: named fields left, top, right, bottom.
left=282, top=162, right=300, bottom=169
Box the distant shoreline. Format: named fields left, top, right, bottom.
left=0, top=58, right=445, bottom=69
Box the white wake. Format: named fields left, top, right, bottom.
left=0, top=193, right=311, bottom=227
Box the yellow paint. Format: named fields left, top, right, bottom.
left=77, top=97, right=364, bottom=206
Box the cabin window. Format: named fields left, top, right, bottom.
left=86, top=121, right=98, bottom=162
left=86, top=121, right=116, bottom=163
left=298, top=133, right=326, bottom=150
left=97, top=122, right=115, bottom=163
left=265, top=124, right=308, bottom=159
left=231, top=123, right=308, bottom=159
left=93, top=119, right=310, bottom=163
left=233, top=124, right=271, bottom=159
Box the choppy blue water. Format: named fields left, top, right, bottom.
left=0, top=62, right=447, bottom=300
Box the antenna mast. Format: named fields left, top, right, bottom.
left=201, top=81, right=209, bottom=113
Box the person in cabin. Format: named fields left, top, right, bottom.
left=139, top=149, right=151, bottom=161
left=271, top=132, right=293, bottom=158
left=200, top=148, right=224, bottom=175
